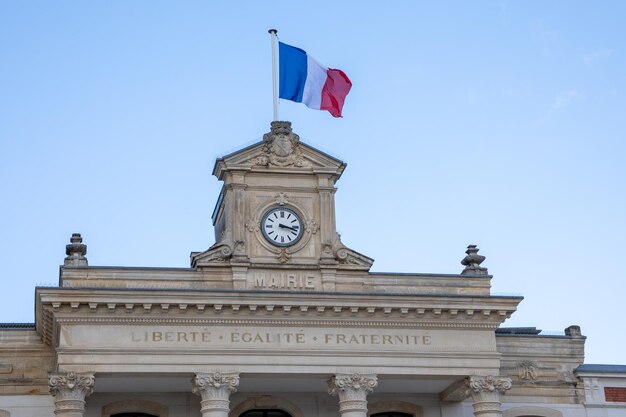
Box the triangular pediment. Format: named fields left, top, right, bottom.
left=213, top=121, right=346, bottom=180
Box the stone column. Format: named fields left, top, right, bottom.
left=48, top=371, right=95, bottom=417
left=467, top=376, right=512, bottom=417
left=192, top=372, right=240, bottom=417
left=328, top=373, right=378, bottom=417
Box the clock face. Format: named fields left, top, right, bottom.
left=261, top=207, right=304, bottom=247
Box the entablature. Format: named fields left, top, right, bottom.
left=36, top=287, right=521, bottom=346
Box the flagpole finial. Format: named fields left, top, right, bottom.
left=268, top=28, right=277, bottom=35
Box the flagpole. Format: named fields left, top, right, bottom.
left=269, top=28, right=278, bottom=121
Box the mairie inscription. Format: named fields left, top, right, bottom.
left=251, top=272, right=317, bottom=290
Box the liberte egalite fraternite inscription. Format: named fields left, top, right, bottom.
left=130, top=329, right=432, bottom=347
left=59, top=324, right=496, bottom=353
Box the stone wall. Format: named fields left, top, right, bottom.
left=0, top=328, right=54, bottom=395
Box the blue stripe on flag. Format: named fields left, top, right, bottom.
left=279, top=42, right=308, bottom=103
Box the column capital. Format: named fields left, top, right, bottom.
left=192, top=372, right=240, bottom=394
left=328, top=373, right=378, bottom=397
left=328, top=373, right=377, bottom=417
left=192, top=372, right=239, bottom=417
left=49, top=371, right=95, bottom=416
left=467, top=375, right=512, bottom=417
left=468, top=375, right=512, bottom=394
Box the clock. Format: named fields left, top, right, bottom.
left=261, top=207, right=304, bottom=247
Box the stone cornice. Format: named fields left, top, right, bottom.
left=52, top=316, right=503, bottom=329
left=36, top=287, right=521, bottom=306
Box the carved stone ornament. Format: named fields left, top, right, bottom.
left=191, top=242, right=235, bottom=268
left=467, top=375, right=512, bottom=416
left=249, top=121, right=309, bottom=167
left=306, top=219, right=319, bottom=234
left=49, top=371, right=95, bottom=397
left=277, top=249, right=290, bottom=264
left=193, top=372, right=240, bottom=416
left=204, top=244, right=233, bottom=262
left=64, top=233, right=88, bottom=266
left=49, top=371, right=95, bottom=413
left=193, top=372, right=240, bottom=394
left=469, top=375, right=513, bottom=393
left=328, top=373, right=378, bottom=396
left=234, top=240, right=245, bottom=253
left=275, top=192, right=289, bottom=205
left=461, top=244, right=488, bottom=275
left=517, top=360, right=539, bottom=380
left=331, top=234, right=374, bottom=271
left=245, top=220, right=260, bottom=232
left=328, top=373, right=378, bottom=416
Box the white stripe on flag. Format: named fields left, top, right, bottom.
left=302, top=54, right=328, bottom=110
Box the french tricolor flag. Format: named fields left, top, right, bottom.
left=279, top=42, right=352, bottom=118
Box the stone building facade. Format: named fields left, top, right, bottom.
left=1, top=122, right=624, bottom=417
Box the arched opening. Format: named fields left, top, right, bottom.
left=239, top=411, right=292, bottom=417
left=229, top=396, right=302, bottom=417
left=503, top=407, right=563, bottom=417
left=102, top=399, right=168, bottom=417
left=371, top=413, right=413, bottom=417
left=112, top=414, right=158, bottom=417
left=368, top=400, right=422, bottom=417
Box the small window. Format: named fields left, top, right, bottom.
left=240, top=410, right=292, bottom=417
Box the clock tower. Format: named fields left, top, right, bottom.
left=191, top=121, right=373, bottom=290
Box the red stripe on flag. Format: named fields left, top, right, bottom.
left=320, top=69, right=352, bottom=118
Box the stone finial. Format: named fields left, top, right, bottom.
left=64, top=233, right=88, bottom=267
left=461, top=244, right=488, bottom=275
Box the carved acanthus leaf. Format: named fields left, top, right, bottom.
left=49, top=372, right=95, bottom=399
left=192, top=372, right=239, bottom=395
left=468, top=376, right=512, bottom=393
left=328, top=373, right=378, bottom=397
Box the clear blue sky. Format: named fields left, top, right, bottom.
left=1, top=1, right=624, bottom=364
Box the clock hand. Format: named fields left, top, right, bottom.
left=278, top=223, right=298, bottom=232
